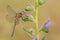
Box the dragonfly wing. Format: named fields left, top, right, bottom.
left=7, top=5, right=17, bottom=16
left=6, top=14, right=15, bottom=23
left=6, top=5, right=17, bottom=23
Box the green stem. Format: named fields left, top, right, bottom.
left=34, top=0, right=39, bottom=40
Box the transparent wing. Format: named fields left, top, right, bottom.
left=6, top=5, right=17, bottom=23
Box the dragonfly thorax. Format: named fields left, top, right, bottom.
left=15, top=12, right=23, bottom=19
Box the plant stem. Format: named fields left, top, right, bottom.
left=34, top=0, right=39, bottom=40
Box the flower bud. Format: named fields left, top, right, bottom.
left=25, top=13, right=30, bottom=17
left=41, top=19, right=50, bottom=33
left=25, top=4, right=34, bottom=11
left=23, top=27, right=32, bottom=35
left=33, top=36, right=37, bottom=40
left=38, top=0, right=47, bottom=5
left=43, top=19, right=50, bottom=28
left=28, top=15, right=35, bottom=22
left=22, top=12, right=35, bottom=22
left=41, top=27, right=49, bottom=33
left=42, top=37, right=47, bottom=40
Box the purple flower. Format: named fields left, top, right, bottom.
left=28, top=4, right=32, bottom=6
left=43, top=19, right=50, bottom=28
left=28, top=4, right=33, bottom=7
left=33, top=36, right=37, bottom=40
left=25, top=12, right=30, bottom=17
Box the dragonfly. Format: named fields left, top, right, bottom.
left=6, top=5, right=44, bottom=39
left=6, top=5, right=26, bottom=37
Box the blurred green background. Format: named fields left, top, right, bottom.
left=0, top=0, right=60, bottom=40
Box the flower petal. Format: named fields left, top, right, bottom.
left=43, top=19, right=50, bottom=28
left=33, top=36, right=37, bottom=40
left=25, top=12, right=30, bottom=17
